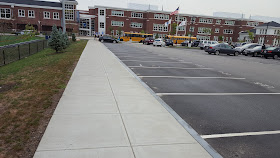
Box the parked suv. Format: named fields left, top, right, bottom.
left=199, top=40, right=219, bottom=50
left=143, top=37, right=154, bottom=45
left=99, top=36, right=118, bottom=43
left=165, top=39, right=174, bottom=46
left=191, top=40, right=200, bottom=47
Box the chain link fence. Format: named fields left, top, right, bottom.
left=0, top=40, right=48, bottom=66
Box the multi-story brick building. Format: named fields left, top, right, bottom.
left=0, top=0, right=78, bottom=33
left=79, top=5, right=263, bottom=42
left=255, top=21, right=280, bottom=46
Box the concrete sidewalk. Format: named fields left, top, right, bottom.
left=34, top=40, right=214, bottom=158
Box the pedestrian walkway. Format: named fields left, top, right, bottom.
left=34, top=40, right=213, bottom=158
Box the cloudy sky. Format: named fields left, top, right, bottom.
left=48, top=0, right=279, bottom=18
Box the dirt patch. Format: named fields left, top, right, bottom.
left=0, top=82, right=18, bottom=93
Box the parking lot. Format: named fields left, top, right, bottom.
left=104, top=42, right=280, bottom=158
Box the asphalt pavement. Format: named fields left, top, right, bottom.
left=104, top=42, right=280, bottom=158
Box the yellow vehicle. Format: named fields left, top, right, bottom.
left=120, top=32, right=153, bottom=42
left=166, top=35, right=197, bottom=44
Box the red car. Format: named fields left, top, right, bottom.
left=143, top=37, right=154, bottom=45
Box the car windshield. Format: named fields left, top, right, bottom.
left=253, top=46, right=262, bottom=50
left=266, top=47, right=277, bottom=50
left=155, top=40, right=160, bottom=41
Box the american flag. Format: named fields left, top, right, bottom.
left=170, top=7, right=179, bottom=15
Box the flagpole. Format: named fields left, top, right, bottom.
left=169, top=18, right=172, bottom=35
left=184, top=22, right=187, bottom=36
left=176, top=9, right=179, bottom=36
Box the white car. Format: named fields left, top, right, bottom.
left=234, top=43, right=260, bottom=55
left=199, top=40, right=219, bottom=50
left=153, top=39, right=165, bottom=47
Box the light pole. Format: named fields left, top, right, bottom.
left=263, top=22, right=269, bottom=45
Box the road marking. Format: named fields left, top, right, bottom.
left=254, top=82, right=275, bottom=89
left=201, top=130, right=280, bottom=139
left=157, top=93, right=280, bottom=96
left=129, top=66, right=212, bottom=70
left=122, top=60, right=192, bottom=63
left=139, top=76, right=246, bottom=80
left=118, top=56, right=163, bottom=59
left=218, top=71, right=232, bottom=76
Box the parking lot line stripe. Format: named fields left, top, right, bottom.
left=138, top=76, right=246, bottom=80
left=156, top=93, right=280, bottom=96
left=201, top=130, right=280, bottom=139
left=122, top=60, right=192, bottom=63
left=129, top=66, right=213, bottom=70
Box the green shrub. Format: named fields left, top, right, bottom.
left=72, top=33, right=76, bottom=42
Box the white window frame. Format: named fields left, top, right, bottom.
left=153, top=24, right=168, bottom=32
left=223, top=29, right=233, bottom=34
left=131, top=12, right=143, bottom=18
left=154, top=14, right=169, bottom=20
left=0, top=8, right=11, bottom=19
left=175, top=16, right=186, bottom=22
left=18, top=9, right=25, bottom=17
left=100, top=9, right=105, bottom=16
left=111, top=21, right=124, bottom=27
left=189, top=26, right=195, bottom=32
left=65, top=4, right=75, bottom=20
left=43, top=11, right=50, bottom=19
left=224, top=20, right=235, bottom=25
left=112, top=10, right=124, bottom=17
left=28, top=10, right=35, bottom=18
left=130, top=22, right=143, bottom=28
left=100, top=22, right=105, bottom=28
left=53, top=12, right=59, bottom=20
left=216, top=19, right=221, bottom=24
left=215, top=28, right=219, bottom=33
left=197, top=27, right=211, bottom=34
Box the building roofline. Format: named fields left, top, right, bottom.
left=88, top=5, right=264, bottom=22
left=0, top=2, right=63, bottom=10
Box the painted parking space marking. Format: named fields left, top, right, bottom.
left=254, top=82, right=275, bottom=89
left=156, top=93, right=280, bottom=96
left=218, top=71, right=232, bottom=76
left=138, top=76, right=246, bottom=80
left=129, top=66, right=213, bottom=70
left=201, top=130, right=280, bottom=139
left=122, top=60, right=192, bottom=63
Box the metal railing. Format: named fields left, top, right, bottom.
left=0, top=40, right=48, bottom=66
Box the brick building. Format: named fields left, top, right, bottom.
left=0, top=0, right=78, bottom=33
left=79, top=5, right=263, bottom=42
left=255, top=21, right=280, bottom=46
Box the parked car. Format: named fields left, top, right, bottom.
left=143, top=37, right=154, bottom=45
left=153, top=38, right=165, bottom=47
left=191, top=40, right=200, bottom=47
left=198, top=40, right=219, bottom=50
left=165, top=39, right=174, bottom=46
left=261, top=47, right=280, bottom=59
left=99, top=36, right=118, bottom=43
left=244, top=46, right=262, bottom=57
left=181, top=40, right=189, bottom=46
left=234, top=43, right=260, bottom=55
left=206, top=43, right=239, bottom=56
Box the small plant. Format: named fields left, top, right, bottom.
left=72, top=33, right=76, bottom=42
left=155, top=33, right=159, bottom=39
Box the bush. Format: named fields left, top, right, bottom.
left=48, top=25, right=63, bottom=53
left=72, top=33, right=76, bottom=42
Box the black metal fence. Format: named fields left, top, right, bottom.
left=0, top=40, right=48, bottom=66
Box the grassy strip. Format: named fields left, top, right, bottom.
left=0, top=40, right=88, bottom=158
left=0, top=35, right=44, bottom=46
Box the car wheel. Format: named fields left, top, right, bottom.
left=215, top=50, right=220, bottom=55
left=200, top=47, right=203, bottom=50
left=273, top=54, right=278, bottom=59
left=153, top=45, right=155, bottom=47
left=113, top=40, right=116, bottom=44
left=208, top=52, right=211, bottom=54
left=254, top=53, right=257, bottom=57
left=101, top=39, right=104, bottom=43
left=264, top=56, right=268, bottom=59
left=234, top=52, right=239, bottom=56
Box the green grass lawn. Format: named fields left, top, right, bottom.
left=0, top=35, right=44, bottom=46
left=0, top=40, right=88, bottom=157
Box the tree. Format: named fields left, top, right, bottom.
left=117, top=27, right=122, bottom=37
left=203, top=28, right=212, bottom=39
left=62, top=32, right=70, bottom=49
left=48, top=25, right=64, bottom=53
left=72, top=33, right=76, bottom=42
left=109, top=27, right=113, bottom=35
left=218, top=36, right=223, bottom=42
left=155, top=33, right=159, bottom=39
left=170, top=23, right=177, bottom=35
left=24, top=24, right=36, bottom=36
left=248, top=30, right=255, bottom=42
left=140, top=30, right=145, bottom=33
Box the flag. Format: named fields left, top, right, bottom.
left=170, top=7, right=179, bottom=15
left=179, top=21, right=186, bottom=27
left=164, top=19, right=172, bottom=27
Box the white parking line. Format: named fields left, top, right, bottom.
left=122, top=60, right=192, bottom=63
left=201, top=130, right=280, bottom=139
left=118, top=56, right=163, bottom=59
left=157, top=93, right=280, bottom=96
left=139, top=76, right=246, bottom=80
left=129, top=66, right=213, bottom=70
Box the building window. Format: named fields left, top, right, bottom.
left=18, top=9, right=25, bottom=17
left=197, top=35, right=210, bottom=41
left=214, top=36, right=218, bottom=41
left=175, top=16, right=186, bottom=22
left=197, top=27, right=212, bottom=34
left=215, top=28, right=219, bottom=33
left=100, top=10, right=105, bottom=16
left=131, top=12, right=143, bottom=18
left=223, top=29, right=233, bottom=34
left=0, top=8, right=11, bottom=19
left=80, top=19, right=90, bottom=29
left=65, top=4, right=74, bottom=20
left=177, top=26, right=185, bottom=31
left=224, top=20, right=235, bottom=25
left=112, top=10, right=124, bottom=16
left=130, top=22, right=143, bottom=28
left=44, top=11, right=50, bottom=19
left=154, top=14, right=169, bottom=20
left=216, top=19, right=221, bottom=24
left=199, top=18, right=213, bottom=24
left=53, top=12, right=59, bottom=20
left=111, top=21, right=124, bottom=27
left=28, top=10, right=35, bottom=18
left=247, top=22, right=259, bottom=26
left=189, top=26, right=195, bottom=32
left=153, top=24, right=168, bottom=32
left=100, top=22, right=104, bottom=28
left=190, top=17, right=196, bottom=23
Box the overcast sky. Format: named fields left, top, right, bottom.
left=48, top=0, right=279, bottom=18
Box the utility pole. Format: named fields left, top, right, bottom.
left=62, top=0, right=66, bottom=33
left=263, top=22, right=269, bottom=45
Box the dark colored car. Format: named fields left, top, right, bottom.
left=99, top=36, right=118, bottom=43
left=143, top=37, right=154, bottom=45
left=244, top=46, right=262, bottom=57
left=181, top=40, right=189, bottom=46
left=191, top=40, right=200, bottom=47
left=206, top=43, right=239, bottom=56
left=165, top=39, right=174, bottom=46
left=261, top=47, right=280, bottom=59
